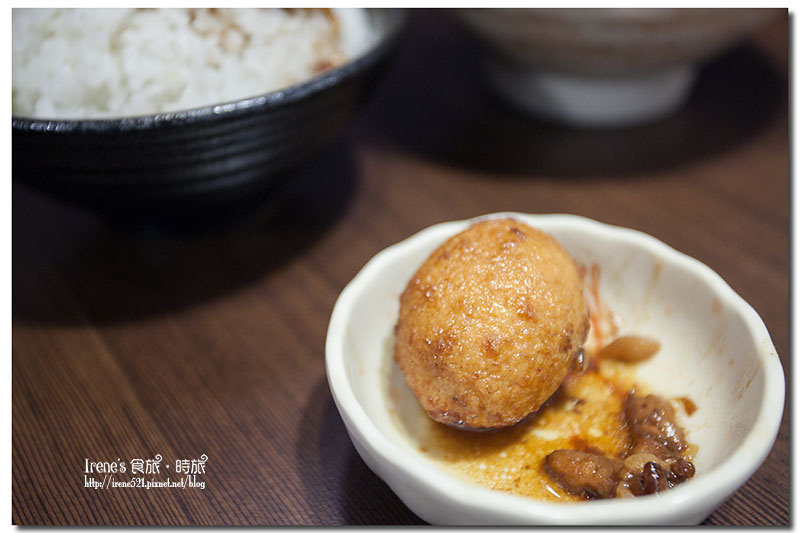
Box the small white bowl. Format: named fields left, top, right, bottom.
left=455, top=9, right=778, bottom=127
left=325, top=213, right=784, bottom=525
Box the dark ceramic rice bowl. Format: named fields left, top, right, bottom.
left=12, top=9, right=404, bottom=219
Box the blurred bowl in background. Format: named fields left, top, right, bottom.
left=456, top=8, right=779, bottom=127
left=12, top=9, right=404, bottom=221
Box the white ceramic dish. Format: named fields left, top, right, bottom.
left=325, top=213, right=784, bottom=525
left=455, top=9, right=778, bottom=127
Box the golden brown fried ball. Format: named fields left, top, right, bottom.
left=394, top=218, right=588, bottom=429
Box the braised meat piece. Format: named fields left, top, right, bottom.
left=668, top=458, right=696, bottom=483
left=544, top=393, right=696, bottom=500
left=544, top=449, right=623, bottom=499
left=624, top=393, right=687, bottom=459
left=616, top=452, right=696, bottom=497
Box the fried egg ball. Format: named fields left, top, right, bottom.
left=394, top=218, right=588, bottom=429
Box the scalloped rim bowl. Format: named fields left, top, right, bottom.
left=325, top=213, right=784, bottom=525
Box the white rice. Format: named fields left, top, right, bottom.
left=12, top=8, right=375, bottom=119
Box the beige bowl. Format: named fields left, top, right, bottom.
left=456, top=9, right=778, bottom=127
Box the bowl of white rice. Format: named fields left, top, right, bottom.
left=12, top=8, right=404, bottom=218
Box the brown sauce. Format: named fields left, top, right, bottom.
left=414, top=358, right=642, bottom=502
left=678, top=396, right=698, bottom=416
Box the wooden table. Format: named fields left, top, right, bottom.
left=12, top=10, right=788, bottom=526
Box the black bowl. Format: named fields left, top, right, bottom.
left=12, top=9, right=404, bottom=219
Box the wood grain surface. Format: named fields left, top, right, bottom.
left=12, top=10, right=788, bottom=526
